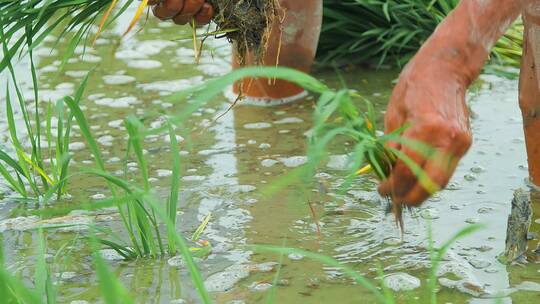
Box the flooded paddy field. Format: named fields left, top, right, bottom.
left=0, top=11, right=539, bottom=304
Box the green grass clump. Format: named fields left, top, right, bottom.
left=319, top=0, right=523, bottom=67
left=56, top=98, right=212, bottom=302
left=0, top=35, right=89, bottom=200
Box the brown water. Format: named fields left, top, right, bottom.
left=0, top=9, right=539, bottom=304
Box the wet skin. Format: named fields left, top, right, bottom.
left=148, top=0, right=214, bottom=25
left=520, top=8, right=540, bottom=188
left=150, top=0, right=540, bottom=206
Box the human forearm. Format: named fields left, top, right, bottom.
left=409, top=0, right=527, bottom=86
left=378, top=0, right=533, bottom=206
left=520, top=10, right=540, bottom=186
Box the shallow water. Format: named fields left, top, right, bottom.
left=1, top=10, right=539, bottom=304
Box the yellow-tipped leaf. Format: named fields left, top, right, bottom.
left=93, top=0, right=118, bottom=45
left=123, top=0, right=149, bottom=37
left=356, top=164, right=372, bottom=176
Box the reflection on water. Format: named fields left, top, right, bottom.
left=0, top=9, right=539, bottom=304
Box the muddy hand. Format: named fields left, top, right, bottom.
left=149, top=0, right=214, bottom=25
left=377, top=61, right=472, bottom=207
left=378, top=0, right=528, bottom=207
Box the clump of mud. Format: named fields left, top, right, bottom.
left=208, top=0, right=280, bottom=63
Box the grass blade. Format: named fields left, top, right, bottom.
left=167, top=122, right=181, bottom=255
left=123, top=0, right=149, bottom=36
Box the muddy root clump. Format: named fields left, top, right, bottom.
left=208, top=0, right=281, bottom=63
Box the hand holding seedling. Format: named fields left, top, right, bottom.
left=379, top=0, right=535, bottom=206
left=149, top=0, right=214, bottom=25
left=377, top=61, right=472, bottom=206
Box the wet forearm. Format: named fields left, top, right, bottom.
left=412, top=0, right=528, bottom=86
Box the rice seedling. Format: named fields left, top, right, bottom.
left=319, top=0, right=523, bottom=67
left=58, top=98, right=160, bottom=258
left=0, top=34, right=90, bottom=200
left=35, top=230, right=57, bottom=303
left=50, top=96, right=213, bottom=301
left=166, top=122, right=181, bottom=255
left=425, top=222, right=484, bottom=303
left=263, top=238, right=287, bottom=304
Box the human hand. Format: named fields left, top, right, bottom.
left=378, top=62, right=473, bottom=206
left=149, top=0, right=214, bottom=25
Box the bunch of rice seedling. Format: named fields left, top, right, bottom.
left=309, top=89, right=441, bottom=228
left=208, top=0, right=280, bottom=63
left=319, top=0, right=523, bottom=67
left=0, top=0, right=280, bottom=74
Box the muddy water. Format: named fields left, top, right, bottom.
left=0, top=11, right=539, bottom=304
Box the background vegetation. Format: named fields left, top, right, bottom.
left=319, top=0, right=523, bottom=67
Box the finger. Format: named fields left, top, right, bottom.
left=195, top=3, right=214, bottom=25
left=148, top=0, right=161, bottom=5
left=397, top=151, right=460, bottom=205
left=173, top=0, right=205, bottom=25
left=378, top=121, right=441, bottom=199
left=379, top=121, right=467, bottom=205
left=382, top=92, right=406, bottom=151
left=378, top=144, right=427, bottom=199
left=153, top=0, right=184, bottom=20
left=386, top=138, right=400, bottom=151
